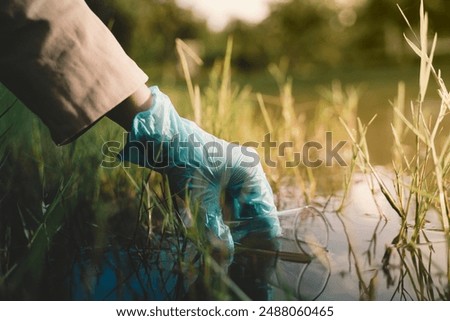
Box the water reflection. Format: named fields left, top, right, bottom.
left=69, top=237, right=200, bottom=300
left=67, top=177, right=449, bottom=300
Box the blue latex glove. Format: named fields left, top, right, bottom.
left=120, top=86, right=281, bottom=251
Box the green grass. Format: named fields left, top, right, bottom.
left=0, top=90, right=154, bottom=298
left=341, top=0, right=450, bottom=237
left=339, top=1, right=450, bottom=299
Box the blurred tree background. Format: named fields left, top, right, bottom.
left=85, top=0, right=450, bottom=80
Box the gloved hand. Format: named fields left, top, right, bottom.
left=119, top=86, right=281, bottom=252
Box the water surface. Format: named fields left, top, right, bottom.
left=67, top=172, right=449, bottom=300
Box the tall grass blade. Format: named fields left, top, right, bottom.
left=256, top=93, right=274, bottom=133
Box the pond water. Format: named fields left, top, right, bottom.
left=66, top=172, right=449, bottom=301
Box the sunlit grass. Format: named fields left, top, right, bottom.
left=341, top=0, right=449, bottom=239
left=339, top=0, right=450, bottom=300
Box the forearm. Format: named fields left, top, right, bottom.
left=0, top=0, right=148, bottom=144
left=106, top=84, right=152, bottom=131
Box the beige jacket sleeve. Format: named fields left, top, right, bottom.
left=0, top=0, right=148, bottom=145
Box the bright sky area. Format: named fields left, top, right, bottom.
left=175, top=0, right=279, bottom=31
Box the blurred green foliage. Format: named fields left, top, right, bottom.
left=86, top=0, right=209, bottom=78
left=86, top=0, right=450, bottom=78
left=224, top=0, right=450, bottom=73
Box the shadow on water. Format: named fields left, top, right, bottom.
left=63, top=174, right=449, bottom=300
left=69, top=237, right=200, bottom=300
